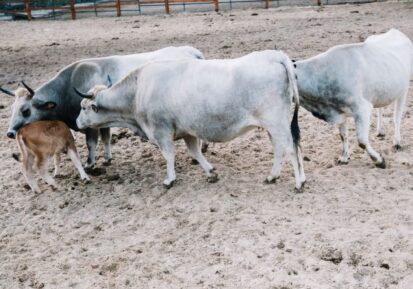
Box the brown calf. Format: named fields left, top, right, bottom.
left=3, top=86, right=90, bottom=193
left=15, top=119, right=90, bottom=193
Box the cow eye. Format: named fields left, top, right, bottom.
left=22, top=109, right=31, bottom=117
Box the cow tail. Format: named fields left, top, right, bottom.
left=279, top=53, right=300, bottom=148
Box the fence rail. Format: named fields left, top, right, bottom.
left=0, top=0, right=376, bottom=20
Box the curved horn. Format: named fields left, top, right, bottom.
left=20, top=80, right=35, bottom=96
left=0, top=87, right=15, bottom=97
left=107, top=75, right=112, bottom=88
left=73, top=87, right=94, bottom=99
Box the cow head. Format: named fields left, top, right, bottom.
left=75, top=84, right=109, bottom=130
left=2, top=81, right=56, bottom=139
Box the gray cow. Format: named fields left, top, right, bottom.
left=3, top=46, right=204, bottom=168
left=75, top=50, right=306, bottom=190
left=295, top=29, right=413, bottom=168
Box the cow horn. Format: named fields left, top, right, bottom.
left=20, top=81, right=35, bottom=96
left=107, top=75, right=112, bottom=88
left=0, top=87, right=15, bottom=97
left=73, top=87, right=94, bottom=99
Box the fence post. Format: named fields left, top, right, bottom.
left=115, top=0, right=121, bottom=16
left=264, top=0, right=269, bottom=9
left=69, top=0, right=76, bottom=19
left=24, top=0, right=32, bottom=21
left=164, top=0, right=169, bottom=14
left=317, top=0, right=321, bottom=5
left=213, top=0, right=218, bottom=12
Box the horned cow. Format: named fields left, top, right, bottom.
left=75, top=50, right=306, bottom=190
left=4, top=46, right=204, bottom=169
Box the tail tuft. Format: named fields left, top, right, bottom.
left=291, top=104, right=300, bottom=147
left=12, top=153, right=20, bottom=162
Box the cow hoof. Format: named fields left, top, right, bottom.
left=163, top=180, right=175, bottom=189
left=375, top=159, right=386, bottom=169
left=207, top=172, right=219, bottom=183
left=337, top=159, right=349, bottom=165
left=294, top=186, right=305, bottom=194
left=264, top=176, right=278, bottom=184
left=103, top=159, right=112, bottom=166
left=85, top=166, right=94, bottom=173
left=393, top=144, right=402, bottom=151
left=191, top=159, right=199, bottom=165
left=377, top=133, right=385, bottom=139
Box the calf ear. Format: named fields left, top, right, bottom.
left=32, top=99, right=57, bottom=110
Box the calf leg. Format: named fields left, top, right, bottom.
left=354, top=103, right=385, bottom=168
left=100, top=128, right=112, bottom=164
left=35, top=154, right=57, bottom=188
left=68, top=148, right=90, bottom=181
left=393, top=93, right=407, bottom=150
left=85, top=128, right=98, bottom=169
left=53, top=153, right=61, bottom=177
left=184, top=136, right=217, bottom=183
left=338, top=119, right=350, bottom=164
left=23, top=155, right=41, bottom=193
left=376, top=108, right=385, bottom=137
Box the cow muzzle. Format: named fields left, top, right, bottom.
left=7, top=130, right=16, bottom=139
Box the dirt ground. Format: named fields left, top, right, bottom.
left=1, top=2, right=413, bottom=289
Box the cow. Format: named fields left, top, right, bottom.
left=74, top=50, right=306, bottom=191
left=4, top=46, right=204, bottom=169
left=1, top=86, right=90, bottom=193
left=295, top=29, right=413, bottom=167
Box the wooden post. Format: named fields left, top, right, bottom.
left=24, top=0, right=32, bottom=21
left=213, top=0, right=218, bottom=12
left=264, top=0, right=269, bottom=9
left=164, top=0, right=169, bottom=14
left=69, top=0, right=76, bottom=19
left=115, top=0, right=121, bottom=16
left=317, top=0, right=321, bottom=5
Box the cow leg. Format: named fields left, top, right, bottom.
left=354, top=103, right=385, bottom=168
left=85, top=128, right=99, bottom=169
left=100, top=127, right=112, bottom=164
left=338, top=119, right=350, bottom=164
left=184, top=136, right=217, bottom=183
left=265, top=134, right=285, bottom=184
left=23, top=154, right=41, bottom=193
left=201, top=140, right=209, bottom=153
left=266, top=127, right=305, bottom=191
left=157, top=136, right=176, bottom=189
left=376, top=108, right=385, bottom=137
left=393, top=93, right=407, bottom=150
left=68, top=149, right=90, bottom=182
left=53, top=153, right=61, bottom=177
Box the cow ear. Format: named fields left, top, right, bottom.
left=32, top=99, right=56, bottom=110
left=91, top=103, right=99, bottom=113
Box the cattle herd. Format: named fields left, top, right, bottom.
left=1, top=28, right=413, bottom=193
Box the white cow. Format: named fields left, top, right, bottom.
left=75, top=50, right=306, bottom=190
left=295, top=29, right=413, bottom=167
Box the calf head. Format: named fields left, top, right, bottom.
left=1, top=81, right=56, bottom=139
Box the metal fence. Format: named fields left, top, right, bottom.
left=0, top=0, right=378, bottom=20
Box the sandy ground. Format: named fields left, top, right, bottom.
left=1, top=2, right=413, bottom=289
